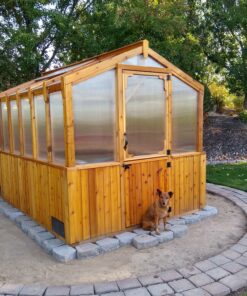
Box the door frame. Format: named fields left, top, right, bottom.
left=116, top=64, right=172, bottom=164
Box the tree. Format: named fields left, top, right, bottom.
left=0, top=0, right=92, bottom=91
left=191, top=0, right=247, bottom=109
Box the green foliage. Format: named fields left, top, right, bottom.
left=191, top=0, right=247, bottom=108
left=233, top=97, right=245, bottom=112
left=239, top=110, right=247, bottom=123
left=207, top=163, right=247, bottom=192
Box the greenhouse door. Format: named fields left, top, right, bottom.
left=121, top=69, right=170, bottom=227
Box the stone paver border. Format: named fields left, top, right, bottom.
left=0, top=196, right=217, bottom=263
left=0, top=183, right=246, bottom=295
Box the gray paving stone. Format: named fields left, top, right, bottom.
left=52, top=245, right=76, bottom=262
left=70, top=283, right=94, bottom=295
left=235, top=268, right=247, bottom=281
left=166, top=225, right=188, bottom=238
left=231, top=243, right=247, bottom=254
left=101, top=292, right=124, bottom=296
left=42, top=238, right=65, bottom=254
left=45, top=286, right=70, bottom=296
left=209, top=255, right=231, bottom=266
left=133, top=228, right=151, bottom=235
left=178, top=266, right=201, bottom=278
left=117, top=278, right=141, bottom=290
left=235, top=255, right=247, bottom=266
left=168, top=279, right=195, bottom=293
left=115, top=232, right=138, bottom=246
left=222, top=249, right=241, bottom=260
left=202, top=282, right=230, bottom=296
left=15, top=215, right=31, bottom=226
left=132, top=234, right=159, bottom=250
left=189, top=273, right=214, bottom=287
left=180, top=214, right=201, bottom=224
left=239, top=238, right=247, bottom=247
left=21, top=220, right=39, bottom=233
left=202, top=206, right=218, bottom=215
left=196, top=210, right=215, bottom=219
left=221, top=261, right=244, bottom=273
left=147, top=283, right=174, bottom=296
left=94, top=282, right=119, bottom=294
left=124, top=287, right=151, bottom=296
left=167, top=218, right=186, bottom=225
left=27, top=226, right=46, bottom=239
left=158, top=270, right=182, bottom=282
left=0, top=284, right=24, bottom=295
left=151, top=231, right=173, bottom=243
left=34, top=231, right=55, bottom=246
left=183, top=288, right=211, bottom=296
left=195, top=260, right=217, bottom=272
left=76, top=243, right=101, bottom=259
left=138, top=275, right=163, bottom=286
left=19, top=284, right=47, bottom=296
left=158, top=269, right=183, bottom=283
left=205, top=267, right=230, bottom=281
left=96, top=238, right=120, bottom=252
left=219, top=274, right=247, bottom=292
left=5, top=209, right=24, bottom=221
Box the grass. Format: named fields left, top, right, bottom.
left=207, top=162, right=247, bottom=192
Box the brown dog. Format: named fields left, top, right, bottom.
left=142, top=189, right=173, bottom=234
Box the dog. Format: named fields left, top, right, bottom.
left=142, top=189, right=173, bottom=235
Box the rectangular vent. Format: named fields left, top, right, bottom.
left=51, top=217, right=65, bottom=238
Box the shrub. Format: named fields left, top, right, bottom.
left=233, top=96, right=244, bottom=112
left=239, top=110, right=247, bottom=123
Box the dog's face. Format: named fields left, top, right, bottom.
left=156, top=189, right=173, bottom=208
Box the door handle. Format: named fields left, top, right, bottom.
left=123, top=132, right=128, bottom=151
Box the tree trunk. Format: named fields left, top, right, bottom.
left=244, top=93, right=247, bottom=109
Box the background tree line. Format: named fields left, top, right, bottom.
left=0, top=0, right=246, bottom=112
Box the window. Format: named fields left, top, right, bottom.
left=125, top=75, right=165, bottom=156
left=34, top=95, right=47, bottom=160
left=1, top=102, right=9, bottom=151
left=10, top=100, right=20, bottom=153
left=172, top=77, right=198, bottom=153
left=50, top=91, right=65, bottom=163
left=72, top=70, right=116, bottom=164
left=122, top=54, right=163, bottom=68
left=21, top=98, right=32, bottom=156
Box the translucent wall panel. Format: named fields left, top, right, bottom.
left=50, top=91, right=65, bottom=163
left=21, top=98, right=32, bottom=156
left=10, top=100, right=20, bottom=153
left=1, top=102, right=9, bottom=151
left=72, top=70, right=116, bottom=164
left=172, top=76, right=198, bottom=153
left=34, top=95, right=47, bottom=160
left=123, top=54, right=163, bottom=68
left=125, top=75, right=165, bottom=156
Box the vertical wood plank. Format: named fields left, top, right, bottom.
left=61, top=79, right=75, bottom=167
left=199, top=153, right=206, bottom=208
left=29, top=89, right=37, bottom=159
left=16, top=92, right=24, bottom=155
left=43, top=82, right=52, bottom=162
left=197, top=90, right=204, bottom=152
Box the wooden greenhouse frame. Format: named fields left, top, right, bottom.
left=0, top=40, right=206, bottom=245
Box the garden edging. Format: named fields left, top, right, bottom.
left=0, top=183, right=246, bottom=296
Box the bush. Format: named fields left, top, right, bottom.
left=239, top=110, right=247, bottom=123
left=233, top=96, right=244, bottom=112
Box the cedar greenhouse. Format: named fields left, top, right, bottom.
left=0, top=40, right=206, bottom=244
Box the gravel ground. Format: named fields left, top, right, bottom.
left=204, top=114, right=247, bottom=162
left=0, top=193, right=246, bottom=285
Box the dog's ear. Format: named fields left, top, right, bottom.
left=156, top=189, right=162, bottom=196
left=168, top=191, right=173, bottom=198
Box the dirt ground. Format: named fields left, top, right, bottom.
left=0, top=193, right=246, bottom=285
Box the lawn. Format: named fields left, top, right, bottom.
left=207, top=162, right=247, bottom=192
